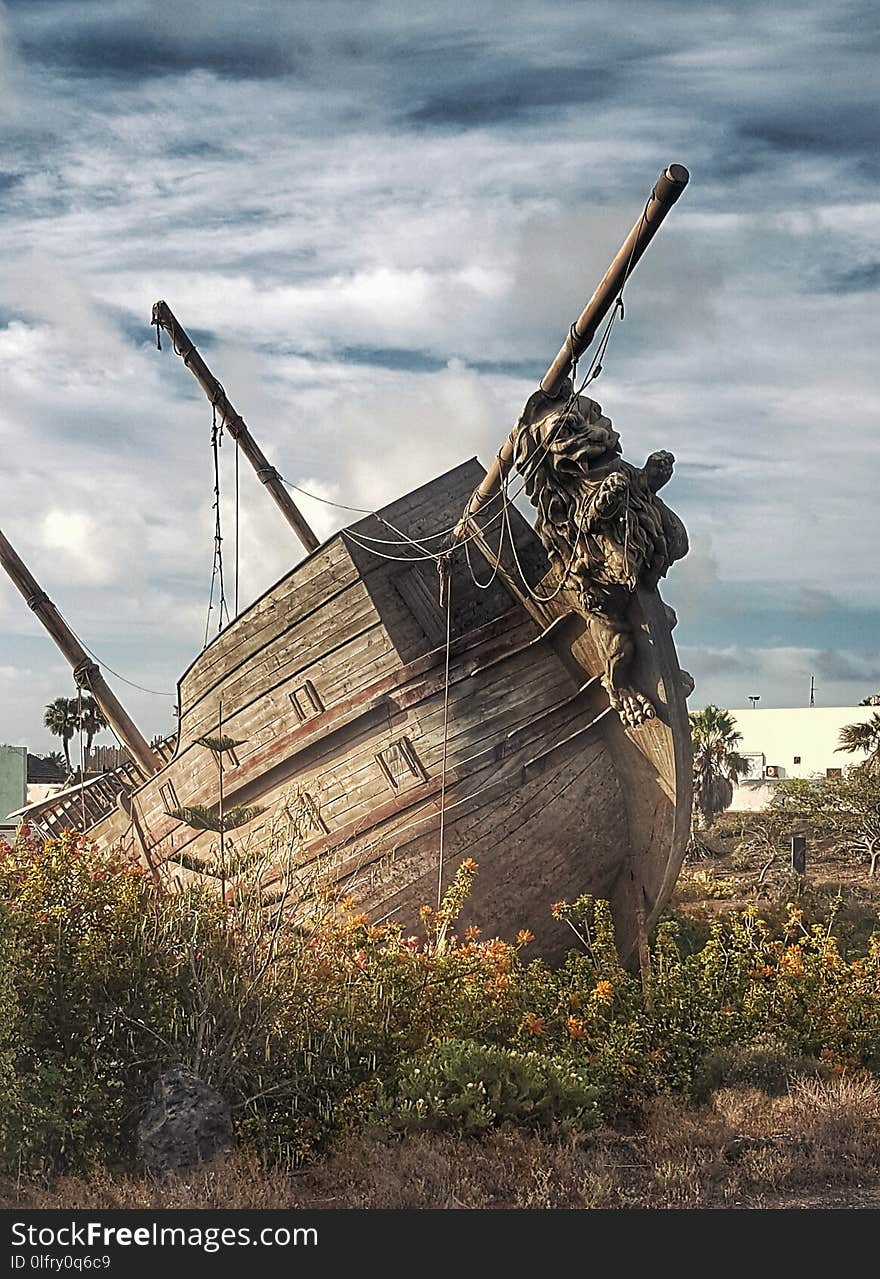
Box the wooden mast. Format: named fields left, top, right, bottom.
left=457, top=164, right=689, bottom=531
left=0, top=527, right=161, bottom=778
left=151, top=301, right=320, bottom=554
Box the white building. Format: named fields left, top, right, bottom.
left=727, top=705, right=878, bottom=811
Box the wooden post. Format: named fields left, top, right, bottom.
left=458, top=164, right=689, bottom=531
left=151, top=301, right=320, bottom=554
left=632, top=873, right=653, bottom=1006
left=0, top=526, right=161, bottom=779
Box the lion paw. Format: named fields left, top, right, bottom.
left=608, top=685, right=656, bottom=729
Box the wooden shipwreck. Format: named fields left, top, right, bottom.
left=3, top=165, right=694, bottom=962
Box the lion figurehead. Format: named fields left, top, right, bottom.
left=512, top=390, right=622, bottom=562
left=515, top=392, right=621, bottom=485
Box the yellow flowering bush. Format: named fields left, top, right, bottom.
left=2, top=832, right=879, bottom=1175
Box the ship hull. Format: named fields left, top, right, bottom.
left=32, top=458, right=692, bottom=963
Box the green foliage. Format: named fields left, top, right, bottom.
left=195, top=735, right=244, bottom=756
left=693, top=1034, right=814, bottom=1099
left=836, top=712, right=880, bottom=773
left=2, top=833, right=880, bottom=1178
left=376, top=1040, right=600, bottom=1138
left=42, top=697, right=77, bottom=772
left=772, top=768, right=880, bottom=876
left=689, top=705, right=750, bottom=832
left=169, top=804, right=265, bottom=833
left=42, top=695, right=107, bottom=773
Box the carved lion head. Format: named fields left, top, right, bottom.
left=514, top=391, right=622, bottom=504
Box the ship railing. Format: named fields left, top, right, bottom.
left=6, top=734, right=176, bottom=841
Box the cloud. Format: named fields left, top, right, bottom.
left=405, top=64, right=614, bottom=128
left=683, top=643, right=880, bottom=710
left=0, top=0, right=878, bottom=753
left=21, top=23, right=304, bottom=82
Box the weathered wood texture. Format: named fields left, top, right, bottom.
left=80, top=459, right=689, bottom=961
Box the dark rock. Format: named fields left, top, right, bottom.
left=137, top=1066, right=234, bottom=1174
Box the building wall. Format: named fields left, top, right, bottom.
left=0, top=744, right=27, bottom=824
left=728, top=705, right=877, bottom=810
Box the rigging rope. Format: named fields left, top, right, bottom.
left=55, top=608, right=174, bottom=698
left=436, top=554, right=453, bottom=910
left=204, top=392, right=231, bottom=647
left=77, top=684, right=87, bottom=831
left=234, top=440, right=240, bottom=618
left=187, top=214, right=642, bottom=638
left=456, top=243, right=637, bottom=603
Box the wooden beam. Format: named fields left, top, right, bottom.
left=151, top=301, right=320, bottom=555
left=0, top=526, right=160, bottom=778
left=458, top=164, right=689, bottom=529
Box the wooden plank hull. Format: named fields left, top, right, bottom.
left=68, top=458, right=692, bottom=963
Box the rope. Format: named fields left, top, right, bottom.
left=458, top=253, right=638, bottom=604
left=499, top=475, right=582, bottom=603
left=55, top=610, right=174, bottom=698
left=176, top=213, right=645, bottom=614
left=204, top=392, right=231, bottom=647
left=436, top=554, right=453, bottom=909
left=77, top=684, right=87, bottom=830
left=234, top=440, right=240, bottom=617
left=463, top=487, right=507, bottom=590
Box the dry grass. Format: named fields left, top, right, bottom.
left=4, top=1076, right=879, bottom=1210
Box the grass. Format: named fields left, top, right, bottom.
left=4, top=1076, right=879, bottom=1209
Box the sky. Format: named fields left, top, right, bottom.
left=1, top=0, right=878, bottom=756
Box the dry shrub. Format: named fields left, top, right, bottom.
left=4, top=1085, right=880, bottom=1210
left=780, top=1075, right=880, bottom=1167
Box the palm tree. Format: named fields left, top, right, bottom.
left=78, top=695, right=108, bottom=771
left=689, top=705, right=750, bottom=851
left=43, top=696, right=78, bottom=774
left=837, top=712, right=880, bottom=775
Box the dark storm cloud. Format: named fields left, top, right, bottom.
left=816, top=261, right=880, bottom=294
left=737, top=105, right=880, bottom=179
left=336, top=347, right=544, bottom=379
left=813, top=648, right=880, bottom=683
left=405, top=64, right=613, bottom=128
left=339, top=346, right=448, bottom=374
left=19, top=21, right=306, bottom=81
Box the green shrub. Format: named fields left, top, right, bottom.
left=2, top=830, right=879, bottom=1176
left=375, top=1040, right=600, bottom=1138
left=730, top=848, right=755, bottom=872
left=693, top=1035, right=817, bottom=1099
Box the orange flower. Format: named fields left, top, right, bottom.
left=516, top=929, right=535, bottom=947
left=464, top=924, right=482, bottom=941
left=460, top=858, right=479, bottom=874
left=524, top=1013, right=545, bottom=1036
left=551, top=901, right=568, bottom=918
left=593, top=980, right=614, bottom=1004
left=419, top=905, right=433, bottom=921
left=567, top=1016, right=587, bottom=1041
